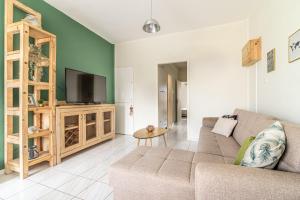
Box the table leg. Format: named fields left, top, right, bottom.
left=163, top=135, right=167, bottom=147
left=145, top=139, right=147, bottom=146
left=137, top=139, right=140, bottom=146
left=150, top=138, right=152, bottom=147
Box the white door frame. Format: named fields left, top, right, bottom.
left=156, top=59, right=190, bottom=136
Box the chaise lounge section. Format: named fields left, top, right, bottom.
left=109, top=109, right=300, bottom=200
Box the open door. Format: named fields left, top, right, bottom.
left=167, top=74, right=174, bottom=128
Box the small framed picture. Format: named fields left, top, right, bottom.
left=288, top=29, right=300, bottom=63
left=28, top=94, right=37, bottom=106
left=267, top=49, right=276, bottom=73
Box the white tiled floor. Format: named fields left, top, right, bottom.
left=0, top=120, right=197, bottom=200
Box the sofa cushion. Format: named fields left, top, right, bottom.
left=234, top=136, right=256, bottom=165
left=202, top=117, right=219, bottom=129
left=233, top=109, right=276, bottom=145
left=110, top=147, right=196, bottom=200
left=198, top=127, right=222, bottom=156
left=211, top=118, right=238, bottom=137
left=192, top=152, right=227, bottom=164
left=190, top=152, right=229, bottom=185
left=198, top=127, right=240, bottom=159
left=158, top=160, right=192, bottom=182
left=277, top=122, right=300, bottom=173
left=215, top=134, right=240, bottom=158
left=110, top=147, right=231, bottom=200
left=168, top=149, right=195, bottom=162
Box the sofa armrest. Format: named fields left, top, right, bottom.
left=202, top=117, right=218, bottom=129
left=195, top=163, right=300, bottom=200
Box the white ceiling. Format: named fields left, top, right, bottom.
left=44, top=0, right=250, bottom=44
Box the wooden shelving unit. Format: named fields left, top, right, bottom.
left=4, top=0, right=56, bottom=179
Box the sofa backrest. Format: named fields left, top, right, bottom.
left=277, top=122, right=300, bottom=173
left=233, top=109, right=300, bottom=173
left=232, top=109, right=276, bottom=145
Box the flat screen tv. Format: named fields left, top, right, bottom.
left=65, top=68, right=107, bottom=104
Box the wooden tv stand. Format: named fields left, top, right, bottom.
left=55, top=104, right=115, bottom=163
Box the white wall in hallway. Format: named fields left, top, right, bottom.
left=178, top=81, right=187, bottom=109
left=248, top=0, right=300, bottom=123
left=177, top=81, right=187, bottom=122
left=115, top=20, right=249, bottom=141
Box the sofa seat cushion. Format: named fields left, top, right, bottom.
left=111, top=147, right=198, bottom=184
left=110, top=147, right=230, bottom=200
left=198, top=127, right=222, bottom=156
left=190, top=152, right=230, bottom=185
left=215, top=134, right=240, bottom=158
left=110, top=147, right=194, bottom=200
left=198, top=127, right=240, bottom=159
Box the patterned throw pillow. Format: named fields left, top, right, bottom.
left=241, top=121, right=286, bottom=169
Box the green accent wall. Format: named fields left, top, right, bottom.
left=0, top=0, right=115, bottom=169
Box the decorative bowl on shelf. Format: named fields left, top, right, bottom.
left=22, top=14, right=41, bottom=28
left=28, top=126, right=38, bottom=134
left=146, top=125, right=155, bottom=133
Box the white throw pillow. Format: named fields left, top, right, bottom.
left=211, top=118, right=238, bottom=137
left=241, top=121, right=286, bottom=169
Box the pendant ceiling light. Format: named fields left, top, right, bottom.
left=143, top=0, right=160, bottom=33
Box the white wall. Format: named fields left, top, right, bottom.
left=115, top=20, right=249, bottom=141
left=178, top=81, right=187, bottom=109
left=248, top=0, right=300, bottom=123
left=177, top=81, right=187, bottom=121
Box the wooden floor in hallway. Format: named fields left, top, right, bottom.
left=0, top=120, right=197, bottom=200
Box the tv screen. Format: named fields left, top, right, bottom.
left=65, top=68, right=107, bottom=104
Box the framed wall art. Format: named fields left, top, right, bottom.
left=267, top=49, right=276, bottom=73
left=289, top=29, right=300, bottom=63
left=28, top=94, right=37, bottom=106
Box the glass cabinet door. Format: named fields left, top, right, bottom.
left=62, top=113, right=81, bottom=152
left=102, top=109, right=115, bottom=137
left=84, top=112, right=98, bottom=143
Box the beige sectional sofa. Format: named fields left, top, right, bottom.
left=109, top=109, right=300, bottom=200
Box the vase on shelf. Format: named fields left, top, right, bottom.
left=28, top=145, right=39, bottom=160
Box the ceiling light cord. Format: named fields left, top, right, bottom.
left=143, top=0, right=160, bottom=33
left=150, top=0, right=153, bottom=19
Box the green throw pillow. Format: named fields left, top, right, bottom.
left=234, top=136, right=256, bottom=165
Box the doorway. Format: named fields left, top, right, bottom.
left=158, top=62, right=187, bottom=130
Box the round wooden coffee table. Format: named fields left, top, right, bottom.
left=133, top=128, right=168, bottom=147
